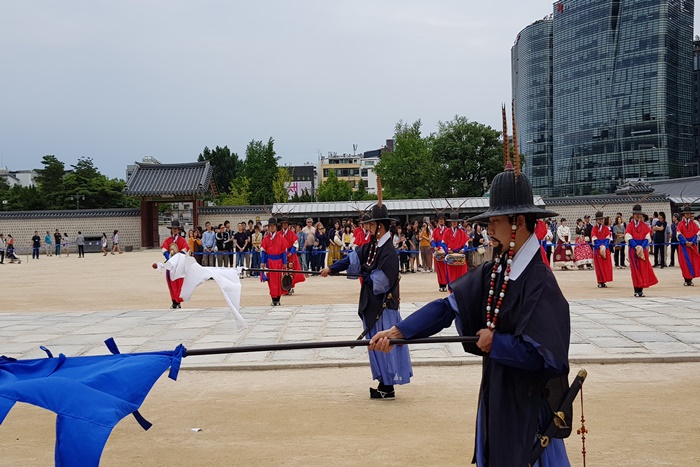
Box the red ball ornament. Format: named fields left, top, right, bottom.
left=152, top=263, right=158, bottom=269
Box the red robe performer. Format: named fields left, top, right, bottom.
left=431, top=215, right=448, bottom=292
left=591, top=213, right=613, bottom=287
left=279, top=218, right=305, bottom=295
left=161, top=221, right=190, bottom=309
left=353, top=223, right=372, bottom=248
left=261, top=217, right=288, bottom=306
left=677, top=207, right=700, bottom=286
left=443, top=221, right=468, bottom=284
left=625, top=205, right=658, bottom=297
left=535, top=219, right=551, bottom=268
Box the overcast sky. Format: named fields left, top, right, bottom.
left=1, top=1, right=698, bottom=179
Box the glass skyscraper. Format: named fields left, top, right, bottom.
left=513, top=0, right=694, bottom=197
left=512, top=17, right=554, bottom=196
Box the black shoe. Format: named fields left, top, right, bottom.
left=598, top=283, right=607, bottom=288
left=684, top=281, right=694, bottom=286
left=634, top=292, right=645, bottom=298
left=271, top=298, right=281, bottom=306
left=369, top=387, right=395, bottom=400
left=171, top=301, right=179, bottom=309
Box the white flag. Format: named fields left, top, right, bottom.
left=164, top=254, right=246, bottom=327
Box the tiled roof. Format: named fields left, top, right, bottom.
left=124, top=162, right=214, bottom=197
left=648, top=176, right=700, bottom=204
left=271, top=197, right=546, bottom=216
left=0, top=208, right=140, bottom=220
left=543, top=194, right=668, bottom=206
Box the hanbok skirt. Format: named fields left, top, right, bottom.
left=574, top=237, right=593, bottom=267
left=364, top=309, right=412, bottom=385
left=552, top=238, right=574, bottom=269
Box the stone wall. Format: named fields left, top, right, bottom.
left=0, top=209, right=141, bottom=255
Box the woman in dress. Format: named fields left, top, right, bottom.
left=101, top=233, right=108, bottom=256
left=574, top=218, right=594, bottom=269
left=553, top=218, right=575, bottom=270
left=419, top=221, right=432, bottom=272
left=327, top=219, right=342, bottom=265
left=340, top=225, right=354, bottom=257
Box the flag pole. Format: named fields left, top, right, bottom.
left=183, top=336, right=479, bottom=357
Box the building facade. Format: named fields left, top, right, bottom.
left=692, top=38, right=700, bottom=175
left=317, top=150, right=380, bottom=193
left=512, top=16, right=554, bottom=196
left=513, top=0, right=695, bottom=197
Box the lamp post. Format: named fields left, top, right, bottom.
left=70, top=194, right=85, bottom=210
left=2, top=200, right=7, bottom=211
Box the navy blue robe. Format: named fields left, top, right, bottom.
left=398, top=250, right=570, bottom=466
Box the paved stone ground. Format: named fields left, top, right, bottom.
left=3, top=297, right=700, bottom=368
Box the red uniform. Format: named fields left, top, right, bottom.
left=432, top=225, right=448, bottom=288
left=677, top=218, right=700, bottom=281
left=443, top=226, right=468, bottom=283
left=535, top=220, right=551, bottom=268
left=353, top=226, right=371, bottom=248
left=591, top=224, right=613, bottom=285
left=626, top=221, right=658, bottom=289
left=261, top=230, right=288, bottom=299
left=161, top=234, right=189, bottom=303
left=281, top=228, right=305, bottom=293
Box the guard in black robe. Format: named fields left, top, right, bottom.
left=370, top=159, right=572, bottom=466
left=323, top=204, right=412, bottom=399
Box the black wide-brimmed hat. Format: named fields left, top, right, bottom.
left=169, top=220, right=181, bottom=229
left=682, top=205, right=694, bottom=214
left=595, top=211, right=604, bottom=219
left=447, top=212, right=461, bottom=222
left=362, top=204, right=397, bottom=224
left=268, top=217, right=279, bottom=226
left=280, top=216, right=290, bottom=224
left=632, top=204, right=644, bottom=214
left=468, top=163, right=558, bottom=222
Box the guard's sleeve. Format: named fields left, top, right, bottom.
left=329, top=254, right=350, bottom=273
left=490, top=333, right=566, bottom=377
left=397, top=298, right=457, bottom=339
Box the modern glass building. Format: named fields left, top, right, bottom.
left=512, top=17, right=554, bottom=196
left=513, top=0, right=694, bottom=197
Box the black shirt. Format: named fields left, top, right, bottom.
left=32, top=235, right=41, bottom=248
left=654, top=220, right=667, bottom=243
left=233, top=231, right=248, bottom=250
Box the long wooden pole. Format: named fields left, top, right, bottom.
left=184, top=336, right=479, bottom=357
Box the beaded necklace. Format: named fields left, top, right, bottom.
left=366, top=239, right=378, bottom=266
left=485, top=218, right=517, bottom=330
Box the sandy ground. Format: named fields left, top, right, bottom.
left=1, top=251, right=700, bottom=465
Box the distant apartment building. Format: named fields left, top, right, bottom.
left=513, top=0, right=694, bottom=196
left=317, top=147, right=383, bottom=194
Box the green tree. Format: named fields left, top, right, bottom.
left=273, top=167, right=293, bottom=203
left=374, top=120, right=443, bottom=199
left=317, top=171, right=353, bottom=201
left=198, top=146, right=243, bottom=195
left=62, top=157, right=134, bottom=209
left=432, top=116, right=503, bottom=197
left=219, top=176, right=251, bottom=206
left=242, top=138, right=279, bottom=205
left=35, top=155, right=66, bottom=209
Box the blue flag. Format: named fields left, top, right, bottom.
left=0, top=340, right=184, bottom=466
